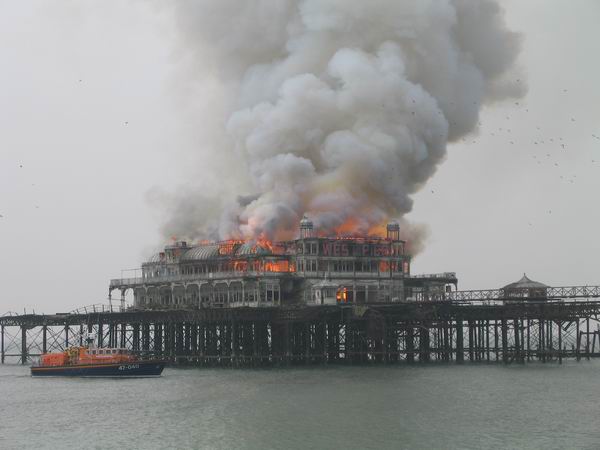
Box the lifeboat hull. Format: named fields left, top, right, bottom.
left=31, top=360, right=166, bottom=377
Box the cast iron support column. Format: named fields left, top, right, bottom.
left=539, top=319, right=545, bottom=362
left=42, top=325, right=47, bottom=354
left=558, top=320, right=562, bottom=364
left=21, top=325, right=27, bottom=365
left=419, top=324, right=430, bottom=362
left=232, top=322, right=238, bottom=367
left=468, top=320, right=474, bottom=361
left=526, top=317, right=531, bottom=361
left=494, top=321, right=499, bottom=362
left=456, top=320, right=464, bottom=363
left=514, top=319, right=521, bottom=363
left=284, top=322, right=291, bottom=366
left=191, top=323, right=198, bottom=360
left=108, top=324, right=114, bottom=348
left=142, top=323, right=150, bottom=354
left=120, top=323, right=126, bottom=348
left=155, top=324, right=163, bottom=356
left=133, top=324, right=140, bottom=352
left=501, top=319, right=508, bottom=364
left=486, top=320, right=490, bottom=362
left=576, top=319, right=580, bottom=361
left=586, top=317, right=591, bottom=360
left=406, top=325, right=414, bottom=363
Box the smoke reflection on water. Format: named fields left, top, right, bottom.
left=1, top=362, right=599, bottom=449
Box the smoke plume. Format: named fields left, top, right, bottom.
left=157, top=0, right=524, bottom=247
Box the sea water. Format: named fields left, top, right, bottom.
left=1, top=361, right=599, bottom=449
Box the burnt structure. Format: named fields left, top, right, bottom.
left=6, top=220, right=599, bottom=369
left=3, top=288, right=600, bottom=366
left=109, top=218, right=458, bottom=309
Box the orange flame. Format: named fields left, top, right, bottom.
left=218, top=239, right=244, bottom=255
left=336, top=287, right=348, bottom=303
left=379, top=261, right=390, bottom=273
left=256, top=235, right=274, bottom=253
left=263, top=260, right=293, bottom=273
left=326, top=218, right=388, bottom=238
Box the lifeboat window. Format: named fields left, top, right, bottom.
left=112, top=350, right=117, bottom=354
left=99, top=350, right=104, bottom=355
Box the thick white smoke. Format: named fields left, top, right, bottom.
left=156, top=0, right=524, bottom=247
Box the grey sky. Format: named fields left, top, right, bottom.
left=1, top=1, right=599, bottom=313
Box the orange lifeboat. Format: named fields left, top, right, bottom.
left=32, top=345, right=165, bottom=377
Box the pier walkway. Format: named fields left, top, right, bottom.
left=0, top=286, right=600, bottom=367
left=2, top=285, right=600, bottom=366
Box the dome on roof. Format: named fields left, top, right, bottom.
left=146, top=253, right=163, bottom=264
left=181, top=244, right=220, bottom=261
left=299, top=215, right=315, bottom=238
left=180, top=242, right=272, bottom=261
left=235, top=242, right=270, bottom=256
left=300, top=215, right=312, bottom=226
left=502, top=273, right=548, bottom=290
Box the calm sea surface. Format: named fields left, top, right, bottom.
left=1, top=361, right=599, bottom=450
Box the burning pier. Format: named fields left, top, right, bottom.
left=108, top=218, right=457, bottom=310
left=2, top=215, right=600, bottom=367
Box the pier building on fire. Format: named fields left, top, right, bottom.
left=109, top=218, right=457, bottom=309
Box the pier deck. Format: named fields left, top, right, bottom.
left=2, top=297, right=600, bottom=366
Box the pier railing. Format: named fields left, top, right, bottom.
left=445, top=285, right=600, bottom=303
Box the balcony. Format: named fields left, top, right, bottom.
left=109, top=271, right=289, bottom=289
